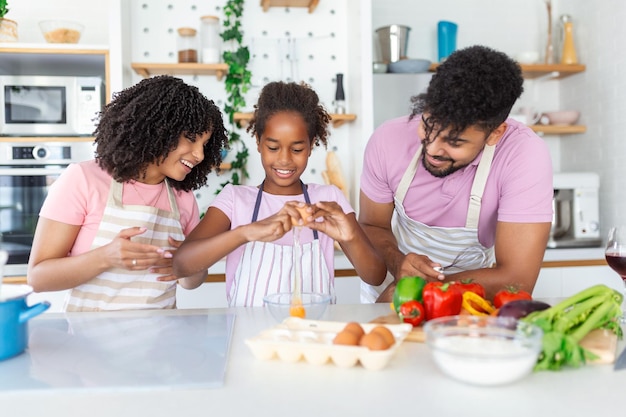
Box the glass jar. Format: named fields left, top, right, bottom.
left=200, top=15, right=221, bottom=63
left=177, top=27, right=198, bottom=63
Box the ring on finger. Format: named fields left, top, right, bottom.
left=132, top=259, right=137, bottom=266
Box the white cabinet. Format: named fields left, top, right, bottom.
left=533, top=265, right=622, bottom=299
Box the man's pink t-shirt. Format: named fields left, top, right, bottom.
left=360, top=115, right=554, bottom=248
left=39, top=160, right=201, bottom=256
left=210, top=183, right=353, bottom=294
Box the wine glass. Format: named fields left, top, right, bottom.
left=605, top=226, right=626, bottom=320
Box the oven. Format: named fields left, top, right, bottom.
left=0, top=141, right=95, bottom=276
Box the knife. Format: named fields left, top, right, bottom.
left=614, top=345, right=626, bottom=370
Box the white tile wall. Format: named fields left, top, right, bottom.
left=559, top=0, right=626, bottom=240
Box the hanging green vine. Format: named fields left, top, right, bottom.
left=218, top=0, right=252, bottom=191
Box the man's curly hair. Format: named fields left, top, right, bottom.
left=94, top=75, right=228, bottom=192
left=246, top=81, right=331, bottom=149
left=410, top=45, right=523, bottom=140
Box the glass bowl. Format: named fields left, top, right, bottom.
left=263, top=292, right=332, bottom=322
left=423, top=315, right=543, bottom=386
left=39, top=20, right=84, bottom=44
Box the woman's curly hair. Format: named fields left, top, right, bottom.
left=94, top=75, right=228, bottom=192
left=246, top=81, right=330, bottom=148
left=410, top=45, right=523, bottom=139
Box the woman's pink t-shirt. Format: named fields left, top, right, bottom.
left=39, top=160, right=201, bottom=256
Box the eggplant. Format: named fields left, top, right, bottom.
left=497, top=299, right=551, bottom=319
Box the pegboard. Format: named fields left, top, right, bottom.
left=127, top=0, right=355, bottom=213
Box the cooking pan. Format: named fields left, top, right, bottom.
left=0, top=284, right=50, bottom=361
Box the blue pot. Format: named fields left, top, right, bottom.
left=0, top=285, right=50, bottom=361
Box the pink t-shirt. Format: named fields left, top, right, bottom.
left=211, top=183, right=353, bottom=293
left=360, top=115, right=554, bottom=248
left=39, top=159, right=201, bottom=256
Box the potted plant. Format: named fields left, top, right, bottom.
left=217, top=0, right=251, bottom=191
left=0, top=0, right=18, bottom=42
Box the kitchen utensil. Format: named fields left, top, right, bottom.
left=388, top=58, right=431, bottom=73
left=433, top=246, right=488, bottom=273
left=543, top=110, right=580, bottom=125
left=39, top=20, right=84, bottom=44
left=372, top=62, right=388, bottom=73
left=0, top=284, right=50, bottom=361
left=334, top=73, right=346, bottom=114
left=437, top=21, right=457, bottom=62
left=375, top=24, right=410, bottom=63
left=423, top=315, right=543, bottom=386
left=560, top=19, right=578, bottom=64
left=263, top=292, right=331, bottom=322
left=544, top=0, right=555, bottom=63
left=614, top=345, right=626, bottom=370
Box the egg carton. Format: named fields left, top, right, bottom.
left=245, top=317, right=412, bottom=371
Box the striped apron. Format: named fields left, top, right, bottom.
left=361, top=144, right=497, bottom=303
left=229, top=182, right=333, bottom=307
left=64, top=179, right=184, bottom=311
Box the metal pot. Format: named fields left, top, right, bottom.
left=375, top=24, right=411, bottom=63
left=0, top=284, right=50, bottom=361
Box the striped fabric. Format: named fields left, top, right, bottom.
left=361, top=144, right=496, bottom=303
left=65, top=180, right=184, bottom=312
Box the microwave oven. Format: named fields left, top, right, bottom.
left=0, top=75, right=103, bottom=136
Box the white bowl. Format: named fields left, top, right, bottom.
left=423, top=315, right=543, bottom=386
left=388, top=58, right=432, bottom=73
left=39, top=20, right=84, bottom=44
left=543, top=110, right=581, bottom=125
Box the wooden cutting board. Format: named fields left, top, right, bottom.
left=370, top=314, right=618, bottom=364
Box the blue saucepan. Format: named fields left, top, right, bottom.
left=0, top=284, right=50, bottom=361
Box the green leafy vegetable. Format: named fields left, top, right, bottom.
left=521, top=284, right=623, bottom=371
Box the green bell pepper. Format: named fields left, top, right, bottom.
left=392, top=276, right=427, bottom=313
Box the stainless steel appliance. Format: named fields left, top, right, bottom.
left=0, top=141, right=95, bottom=276
left=548, top=172, right=601, bottom=248
left=0, top=75, right=103, bottom=137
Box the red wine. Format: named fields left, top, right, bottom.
left=606, top=254, right=626, bottom=278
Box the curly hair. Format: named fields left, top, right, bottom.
left=94, top=75, right=228, bottom=192
left=246, top=81, right=331, bottom=148
left=410, top=45, right=523, bottom=139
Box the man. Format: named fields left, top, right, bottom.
left=359, top=45, right=553, bottom=303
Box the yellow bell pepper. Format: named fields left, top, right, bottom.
left=462, top=291, right=495, bottom=316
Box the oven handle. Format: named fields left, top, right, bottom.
left=0, top=167, right=67, bottom=176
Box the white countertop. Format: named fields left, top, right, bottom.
left=1, top=304, right=624, bottom=417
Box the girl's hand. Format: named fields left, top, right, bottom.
left=305, top=201, right=354, bottom=243
left=154, top=236, right=183, bottom=281
left=241, top=208, right=294, bottom=243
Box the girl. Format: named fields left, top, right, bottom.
left=174, top=81, right=386, bottom=306
left=27, top=75, right=228, bottom=311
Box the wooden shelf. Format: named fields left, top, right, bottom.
left=0, top=136, right=95, bottom=142
left=261, top=0, right=320, bottom=13
left=428, top=62, right=585, bottom=80
left=234, top=112, right=356, bottom=128
left=530, top=125, right=587, bottom=135
left=131, top=62, right=229, bottom=80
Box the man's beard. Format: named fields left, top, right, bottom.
left=421, top=147, right=468, bottom=178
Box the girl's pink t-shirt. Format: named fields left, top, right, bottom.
left=210, top=183, right=353, bottom=293
left=39, top=160, right=201, bottom=256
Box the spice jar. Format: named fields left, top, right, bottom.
left=200, top=15, right=221, bottom=64
left=177, top=27, right=198, bottom=63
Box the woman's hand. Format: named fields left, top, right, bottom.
left=104, top=227, right=173, bottom=271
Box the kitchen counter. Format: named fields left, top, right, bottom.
left=1, top=303, right=624, bottom=417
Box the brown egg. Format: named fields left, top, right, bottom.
left=370, top=326, right=395, bottom=347
left=359, top=332, right=390, bottom=351
left=333, top=330, right=360, bottom=346
left=343, top=322, right=365, bottom=339
left=291, top=205, right=312, bottom=226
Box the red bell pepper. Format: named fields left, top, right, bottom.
left=422, top=282, right=462, bottom=321
left=398, top=300, right=425, bottom=327
left=451, top=278, right=486, bottom=298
